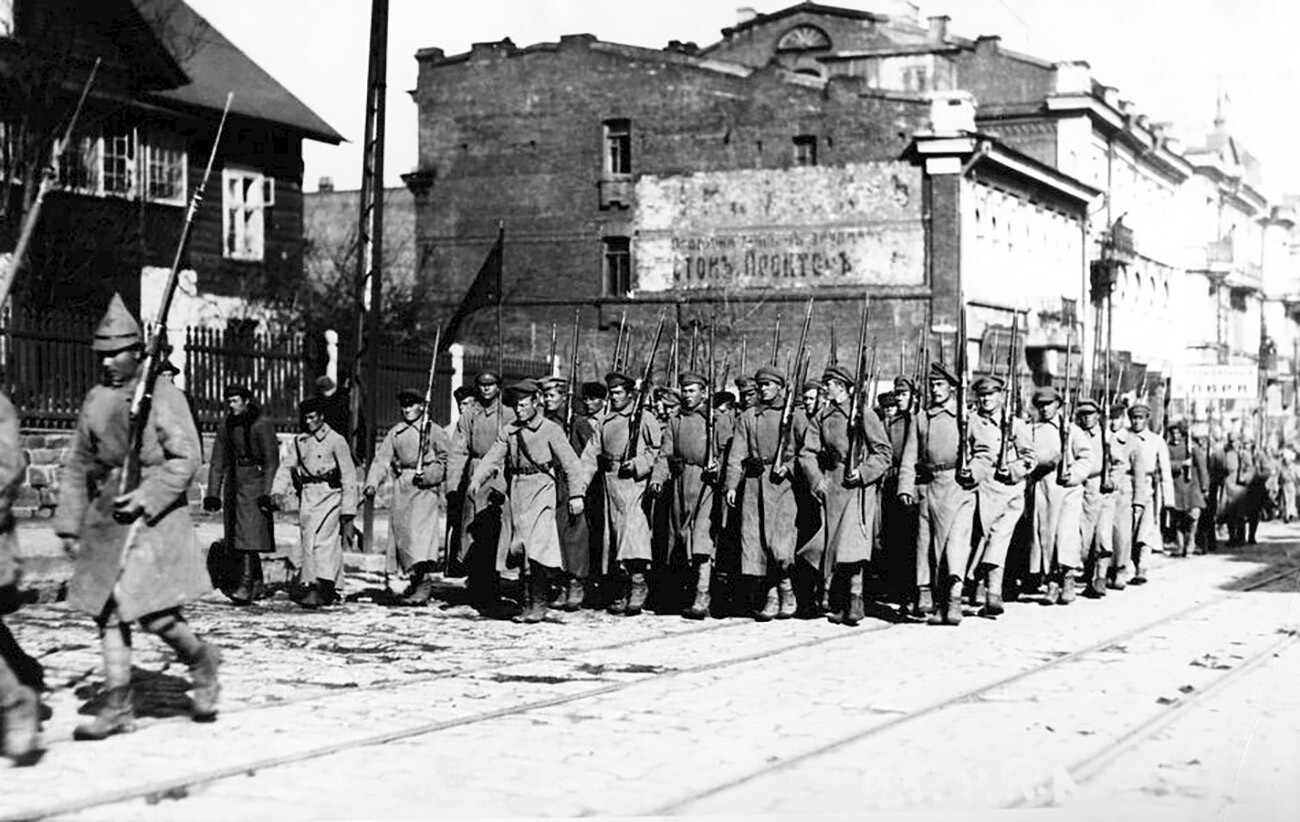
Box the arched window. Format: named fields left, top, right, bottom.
left=776, top=25, right=831, bottom=52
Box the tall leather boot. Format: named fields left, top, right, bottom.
left=548, top=572, right=569, bottom=610
left=776, top=570, right=797, bottom=620
left=826, top=571, right=849, bottom=624
left=1059, top=571, right=1077, bottom=605
left=843, top=569, right=866, bottom=627
left=685, top=559, right=712, bottom=620
left=299, top=580, right=324, bottom=609
left=249, top=552, right=267, bottom=600
left=915, top=585, right=934, bottom=619
left=146, top=611, right=221, bottom=722
left=228, top=553, right=255, bottom=606
left=515, top=564, right=550, bottom=624
left=563, top=577, right=586, bottom=612
left=606, top=574, right=629, bottom=615
left=755, top=578, right=779, bottom=622
left=944, top=578, right=964, bottom=625
left=75, top=626, right=136, bottom=741
left=400, top=565, right=436, bottom=606
left=626, top=569, right=649, bottom=616
left=0, top=661, right=41, bottom=766
left=979, top=567, right=1005, bottom=617
left=926, top=581, right=947, bottom=625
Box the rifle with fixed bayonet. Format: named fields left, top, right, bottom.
left=1057, top=325, right=1075, bottom=485
left=994, top=314, right=1018, bottom=479
left=623, top=311, right=667, bottom=463
left=119, top=94, right=233, bottom=508
left=956, top=304, right=974, bottom=485
left=705, top=316, right=717, bottom=474
left=844, top=297, right=870, bottom=485
left=0, top=59, right=100, bottom=308
left=770, top=314, right=781, bottom=368
left=565, top=307, right=580, bottom=433
left=546, top=322, right=557, bottom=376
left=416, top=324, right=443, bottom=491
left=772, top=298, right=814, bottom=481
left=612, top=310, right=628, bottom=373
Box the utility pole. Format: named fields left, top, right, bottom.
left=349, top=0, right=389, bottom=554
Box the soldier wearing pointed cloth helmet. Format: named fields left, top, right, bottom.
left=471, top=379, right=588, bottom=623
left=53, top=295, right=221, bottom=740
left=897, top=363, right=985, bottom=626
left=363, top=387, right=449, bottom=606
left=1024, top=385, right=1093, bottom=605
left=580, top=370, right=662, bottom=616
left=796, top=363, right=893, bottom=626
left=270, top=395, right=359, bottom=609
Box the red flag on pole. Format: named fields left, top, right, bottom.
left=440, top=226, right=503, bottom=351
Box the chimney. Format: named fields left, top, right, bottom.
left=736, top=6, right=757, bottom=25
left=927, top=15, right=949, bottom=42
left=1101, top=85, right=1119, bottom=109
left=928, top=90, right=977, bottom=136
left=318, top=176, right=334, bottom=193
left=1052, top=61, right=1090, bottom=95
left=974, top=35, right=1000, bottom=55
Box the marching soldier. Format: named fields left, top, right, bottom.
left=897, top=363, right=982, bottom=626
left=1117, top=402, right=1173, bottom=585
left=447, top=371, right=516, bottom=608
left=470, top=380, right=588, bottom=623
left=1166, top=420, right=1208, bottom=558
left=271, top=397, right=359, bottom=608
left=1, top=389, right=40, bottom=765
left=790, top=377, right=824, bottom=614
left=363, top=388, right=449, bottom=606
left=651, top=371, right=723, bottom=619
left=724, top=366, right=799, bottom=621
left=578, top=381, right=608, bottom=604
left=967, top=375, right=1035, bottom=617
left=204, top=384, right=279, bottom=605
left=882, top=376, right=919, bottom=609
left=54, top=295, right=221, bottom=739
left=540, top=376, right=595, bottom=610
left=580, top=371, right=662, bottom=616
left=442, top=384, right=476, bottom=576
left=1075, top=399, right=1115, bottom=598
left=735, top=377, right=758, bottom=412
left=1026, top=387, right=1092, bottom=604
left=581, top=381, right=608, bottom=419
left=798, top=364, right=893, bottom=625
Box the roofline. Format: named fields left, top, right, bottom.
left=906, top=131, right=1101, bottom=207
left=715, top=2, right=891, bottom=41
left=142, top=93, right=345, bottom=144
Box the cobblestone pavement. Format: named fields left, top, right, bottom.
left=3, top=524, right=1300, bottom=820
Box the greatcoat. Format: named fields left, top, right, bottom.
left=653, top=404, right=723, bottom=562
left=0, top=392, right=24, bottom=598
left=272, top=423, right=358, bottom=584
left=724, top=399, right=798, bottom=576
left=968, top=411, right=1035, bottom=573
left=55, top=379, right=210, bottom=622
left=366, top=417, right=448, bottom=572
left=546, top=409, right=596, bottom=578
left=207, top=407, right=279, bottom=554
left=1026, top=418, right=1092, bottom=575
left=473, top=412, right=588, bottom=570
left=580, top=404, right=661, bottom=570
left=448, top=398, right=517, bottom=573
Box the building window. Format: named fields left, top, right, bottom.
left=793, top=135, right=817, bottom=167
left=604, top=119, right=631, bottom=175
left=101, top=126, right=136, bottom=197
left=603, top=236, right=632, bottom=295
left=58, top=135, right=99, bottom=194
left=223, top=167, right=273, bottom=261
left=145, top=133, right=187, bottom=204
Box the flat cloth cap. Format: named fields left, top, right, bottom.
left=1032, top=386, right=1062, bottom=405
left=92, top=294, right=143, bottom=352
left=878, top=391, right=898, bottom=408
left=581, top=381, right=608, bottom=399
left=1128, top=401, right=1151, bottom=417
left=657, top=387, right=681, bottom=407
left=453, top=385, right=476, bottom=402
left=508, top=379, right=541, bottom=397
left=754, top=365, right=785, bottom=386
left=713, top=390, right=736, bottom=406
left=822, top=364, right=853, bottom=386
left=224, top=384, right=252, bottom=400
left=893, top=376, right=916, bottom=391
left=735, top=377, right=756, bottom=391
left=299, top=397, right=326, bottom=416
left=928, top=362, right=959, bottom=386
left=1075, top=399, right=1100, bottom=414
left=397, top=388, right=425, bottom=405
left=539, top=376, right=566, bottom=391
left=679, top=370, right=708, bottom=388
left=475, top=370, right=500, bottom=386
left=972, top=375, right=1006, bottom=395
left=605, top=371, right=635, bottom=390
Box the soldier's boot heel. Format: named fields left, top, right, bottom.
left=606, top=578, right=629, bottom=616
left=299, top=582, right=324, bottom=610
left=401, top=578, right=436, bottom=607
left=1059, top=573, right=1077, bottom=605
left=625, top=572, right=649, bottom=616
left=944, top=580, right=964, bottom=625
left=776, top=577, right=797, bottom=620
left=188, top=643, right=222, bottom=722
left=2, top=685, right=42, bottom=766
left=685, top=561, right=711, bottom=620
left=926, top=584, right=946, bottom=625
left=915, top=586, right=934, bottom=619
left=563, top=578, right=586, bottom=612
left=755, top=587, right=779, bottom=622
left=73, top=687, right=136, bottom=742
left=229, top=554, right=255, bottom=606
left=548, top=572, right=569, bottom=610
left=516, top=566, right=550, bottom=624
left=978, top=568, right=1004, bottom=617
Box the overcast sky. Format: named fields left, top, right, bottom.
left=186, top=0, right=1300, bottom=197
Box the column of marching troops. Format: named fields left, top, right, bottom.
left=0, top=296, right=1283, bottom=765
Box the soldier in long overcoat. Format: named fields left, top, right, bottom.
left=364, top=388, right=448, bottom=605
left=271, top=397, right=358, bottom=608
left=1166, top=421, right=1208, bottom=557
left=798, top=364, right=893, bottom=626
left=881, top=376, right=920, bottom=609
left=651, top=371, right=723, bottom=619
left=789, top=379, right=824, bottom=614
left=540, top=376, right=596, bottom=610
left=471, top=380, right=588, bottom=623
left=724, top=366, right=799, bottom=621
left=447, top=371, right=516, bottom=609
left=54, top=295, right=221, bottom=740
left=1025, top=387, right=1092, bottom=604
left=1075, top=400, right=1117, bottom=598
left=0, top=389, right=40, bottom=765
left=967, top=375, right=1035, bottom=616
left=1118, top=403, right=1173, bottom=584
left=203, top=384, right=279, bottom=604
left=580, top=372, right=661, bottom=615
left=897, top=363, right=983, bottom=626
